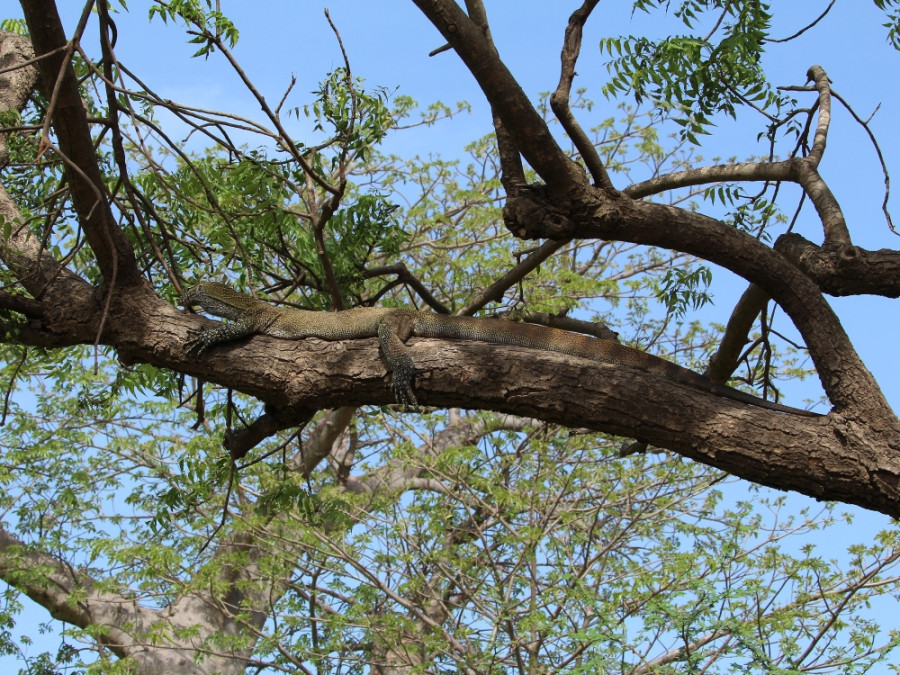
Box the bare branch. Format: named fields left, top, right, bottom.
left=768, top=0, right=836, bottom=43
left=364, top=263, right=451, bottom=314
left=412, top=0, right=585, bottom=190
left=550, top=0, right=615, bottom=191
left=625, top=160, right=794, bottom=199
left=706, top=283, right=769, bottom=381
left=830, top=90, right=894, bottom=235
left=458, top=238, right=569, bottom=316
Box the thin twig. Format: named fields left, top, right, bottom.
left=830, top=91, right=894, bottom=235
left=768, top=0, right=836, bottom=43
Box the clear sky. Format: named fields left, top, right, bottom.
left=1, top=1, right=898, bottom=671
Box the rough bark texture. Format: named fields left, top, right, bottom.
left=0, top=2, right=896, bottom=516
left=1, top=1, right=900, bottom=672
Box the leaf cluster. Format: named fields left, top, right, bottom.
left=148, top=0, right=239, bottom=57
left=601, top=0, right=791, bottom=144
left=875, top=0, right=900, bottom=49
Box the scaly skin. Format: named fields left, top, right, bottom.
left=179, top=282, right=821, bottom=416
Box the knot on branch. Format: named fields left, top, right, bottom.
left=503, top=184, right=574, bottom=240
left=776, top=233, right=900, bottom=298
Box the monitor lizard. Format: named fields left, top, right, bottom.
left=179, top=281, right=820, bottom=416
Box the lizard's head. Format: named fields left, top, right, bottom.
left=179, top=282, right=263, bottom=321
left=179, top=281, right=242, bottom=309
left=178, top=283, right=211, bottom=309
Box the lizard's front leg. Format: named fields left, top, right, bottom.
left=185, top=321, right=256, bottom=355
left=376, top=318, right=419, bottom=409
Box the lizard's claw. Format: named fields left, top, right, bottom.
left=390, top=364, right=425, bottom=411
left=391, top=379, right=418, bottom=411
left=185, top=328, right=215, bottom=356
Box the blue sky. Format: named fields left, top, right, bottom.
left=1, top=0, right=899, bottom=671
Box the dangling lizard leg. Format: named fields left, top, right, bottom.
left=376, top=319, right=420, bottom=409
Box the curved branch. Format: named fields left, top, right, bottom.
left=460, top=1, right=526, bottom=193
left=345, top=410, right=545, bottom=495
left=493, top=110, right=526, bottom=193
left=0, top=32, right=40, bottom=168
left=364, top=263, right=451, bottom=314
left=225, top=403, right=317, bottom=461
left=706, top=283, right=770, bottom=382
left=625, top=160, right=794, bottom=199
left=805, top=66, right=832, bottom=168
left=504, top=186, right=892, bottom=422
left=768, top=0, right=836, bottom=42
left=411, top=0, right=585, bottom=190
left=294, top=405, right=357, bottom=476
left=550, top=0, right=615, bottom=191
left=0, top=183, right=98, bottom=343
left=803, top=65, right=851, bottom=244
left=0, top=524, right=166, bottom=663
left=627, top=68, right=851, bottom=247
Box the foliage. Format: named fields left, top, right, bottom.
left=600, top=1, right=789, bottom=144
left=0, top=1, right=897, bottom=673
left=876, top=0, right=900, bottom=49
left=148, top=0, right=239, bottom=57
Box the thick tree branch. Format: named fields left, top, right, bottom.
left=0, top=35, right=83, bottom=297
left=293, top=405, right=356, bottom=476
left=789, top=66, right=851, bottom=244
left=504, top=186, right=892, bottom=423
left=0, top=182, right=103, bottom=344
left=224, top=403, right=316, bottom=461
left=706, top=283, right=770, bottom=381
left=493, top=109, right=526, bottom=193
left=624, top=160, right=796, bottom=199
left=805, top=66, right=831, bottom=169
left=776, top=232, right=900, bottom=297
left=0, top=524, right=205, bottom=668
left=412, top=0, right=585, bottom=190
left=20, top=0, right=141, bottom=286
left=344, top=411, right=489, bottom=494
left=114, top=318, right=900, bottom=517
left=0, top=32, right=39, bottom=168
left=462, top=1, right=526, bottom=194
